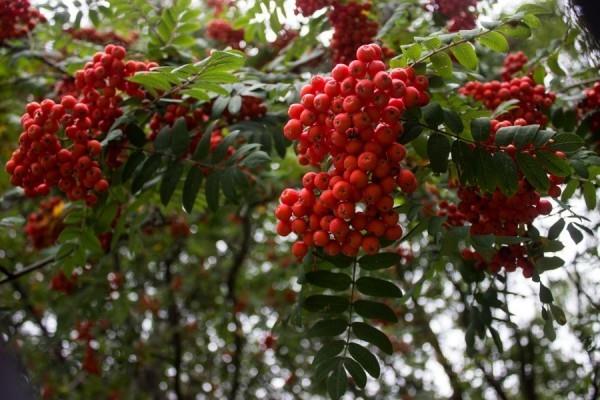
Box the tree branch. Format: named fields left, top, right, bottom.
left=226, top=208, right=253, bottom=400
left=0, top=255, right=61, bottom=286
left=164, top=242, right=184, bottom=400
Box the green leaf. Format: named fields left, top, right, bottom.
left=121, top=151, right=146, bottom=182
left=515, top=153, right=549, bottom=192
left=160, top=162, right=184, bottom=206
left=471, top=118, right=491, bottom=142
left=305, top=270, right=352, bottom=291
left=536, top=257, right=564, bottom=273
left=193, top=121, right=218, bottom=161
left=131, top=154, right=162, bottom=194
left=513, top=125, right=540, bottom=149
left=314, top=341, right=346, bottom=365
left=422, top=102, right=444, bottom=127
left=344, top=358, right=367, bottom=388
left=315, top=357, right=341, bottom=383
left=566, top=223, right=583, bottom=244
left=430, top=52, right=453, bottom=77
left=205, top=172, right=220, bottom=211
left=356, top=277, right=402, bottom=298
left=536, top=152, right=570, bottom=177
left=550, top=304, right=567, bottom=325
left=495, top=126, right=516, bottom=146
left=488, top=326, right=503, bottom=353
left=561, top=180, right=578, bottom=202
left=303, top=295, right=350, bottom=313
left=493, top=152, right=518, bottom=196
left=182, top=167, right=203, bottom=213
left=358, top=253, right=401, bottom=270
left=582, top=182, right=596, bottom=210
left=170, top=118, right=190, bottom=157
left=539, top=284, right=554, bottom=303
left=478, top=31, right=509, bottom=52
left=354, top=300, right=398, bottom=322
left=475, top=148, right=497, bottom=193
left=327, top=362, right=347, bottom=400
left=544, top=318, right=556, bottom=340
left=348, top=342, right=380, bottom=378
left=308, top=318, right=348, bottom=338
left=443, top=109, right=463, bottom=134
left=351, top=322, right=393, bottom=354
left=450, top=42, right=478, bottom=70
left=427, top=134, right=451, bottom=173
left=547, top=219, right=565, bottom=240
left=549, top=133, right=584, bottom=152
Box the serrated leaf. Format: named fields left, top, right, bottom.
left=544, top=318, right=556, bottom=340
left=205, top=172, right=220, bottom=211
left=356, top=277, right=402, bottom=298
left=536, top=257, right=564, bottom=273
left=582, top=182, right=596, bottom=210
left=160, top=162, right=184, bottom=206
left=182, top=167, right=203, bottom=213
left=561, top=180, right=578, bottom=201
left=516, top=153, right=549, bottom=192
left=427, top=133, right=451, bottom=173
left=493, top=152, right=518, bottom=196
left=550, top=304, right=567, bottom=325
left=351, top=322, right=393, bottom=354
left=537, top=152, right=570, bottom=177
left=549, top=133, right=584, bottom=152
left=308, top=318, right=348, bottom=337
left=348, top=343, right=380, bottom=378
left=422, top=102, right=444, bottom=127
left=471, top=117, right=491, bottom=142
left=539, top=284, right=554, bottom=303
left=170, top=118, right=190, bottom=157
left=443, top=109, right=463, bottom=133
left=306, top=270, right=352, bottom=291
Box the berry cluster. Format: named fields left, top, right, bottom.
left=501, top=51, right=528, bottom=81
left=51, top=270, right=78, bottom=294
left=294, top=0, right=331, bottom=16
left=277, top=44, right=430, bottom=260
left=0, top=0, right=45, bottom=41
left=577, top=81, right=600, bottom=134
left=74, top=320, right=102, bottom=374
left=206, top=19, right=244, bottom=49
left=24, top=196, right=65, bottom=249
left=428, top=0, right=478, bottom=31
left=5, top=45, right=155, bottom=205
left=329, top=2, right=379, bottom=64
left=459, top=77, right=556, bottom=126
left=65, top=28, right=138, bottom=47
left=438, top=120, right=564, bottom=277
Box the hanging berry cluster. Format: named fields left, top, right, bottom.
left=0, top=0, right=45, bottom=41
left=206, top=19, right=244, bottom=50
left=577, top=81, right=600, bottom=135
left=294, top=0, right=331, bottom=16
left=459, top=77, right=555, bottom=126
left=428, top=0, right=478, bottom=32
left=65, top=27, right=138, bottom=47
left=329, top=1, right=379, bottom=64
left=276, top=44, right=429, bottom=260
left=24, top=196, right=65, bottom=249
left=438, top=120, right=564, bottom=277
left=501, top=51, right=528, bottom=81
left=207, top=0, right=232, bottom=14
left=5, top=45, right=156, bottom=205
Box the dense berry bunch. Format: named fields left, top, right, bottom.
left=438, top=120, right=563, bottom=277
left=459, top=77, right=555, bottom=126
left=329, top=1, right=379, bottom=64
left=206, top=19, right=244, bottom=49
left=501, top=51, right=528, bottom=81
left=25, top=197, right=65, bottom=249
left=294, top=0, right=331, bottom=16
left=5, top=45, right=156, bottom=205
left=0, top=0, right=45, bottom=41
left=429, top=0, right=478, bottom=31
left=65, top=28, right=138, bottom=47
left=277, top=44, right=429, bottom=260
left=51, top=270, right=78, bottom=294
left=576, top=81, right=600, bottom=133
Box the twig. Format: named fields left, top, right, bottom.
left=1, top=42, right=69, bottom=75
left=0, top=255, right=63, bottom=286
